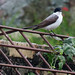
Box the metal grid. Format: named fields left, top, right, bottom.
left=0, top=25, right=75, bottom=75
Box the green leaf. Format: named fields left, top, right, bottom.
left=46, top=53, right=55, bottom=66
left=58, top=62, right=64, bottom=70
left=63, top=44, right=71, bottom=52
left=28, top=72, right=35, bottom=75
left=63, top=38, right=72, bottom=44
left=58, top=55, right=65, bottom=63
left=59, top=49, right=63, bottom=55
left=72, top=38, right=75, bottom=46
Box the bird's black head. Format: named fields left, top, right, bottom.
left=54, top=7, right=61, bottom=12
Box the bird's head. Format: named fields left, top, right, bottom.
left=54, top=7, right=61, bottom=13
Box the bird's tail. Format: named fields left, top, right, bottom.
left=22, top=25, right=37, bottom=29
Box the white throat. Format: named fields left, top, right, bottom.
left=54, top=12, right=62, bottom=17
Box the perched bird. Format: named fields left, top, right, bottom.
left=23, top=7, right=63, bottom=33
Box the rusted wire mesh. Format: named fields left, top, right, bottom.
left=0, top=25, right=75, bottom=75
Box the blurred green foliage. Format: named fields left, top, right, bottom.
left=28, top=72, right=35, bottom=75
left=45, top=38, right=75, bottom=70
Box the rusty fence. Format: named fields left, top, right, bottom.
left=0, top=25, right=75, bottom=75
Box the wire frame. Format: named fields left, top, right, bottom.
left=0, top=25, right=75, bottom=75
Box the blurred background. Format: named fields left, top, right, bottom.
left=0, top=1, right=75, bottom=75
left=0, top=0, right=75, bottom=44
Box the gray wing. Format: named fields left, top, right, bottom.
left=33, top=14, right=58, bottom=30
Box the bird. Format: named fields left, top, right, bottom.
left=23, top=7, right=63, bottom=33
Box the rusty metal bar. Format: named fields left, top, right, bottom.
left=0, top=25, right=74, bottom=38
left=0, top=29, right=39, bottom=75
left=19, top=31, right=35, bottom=48
left=0, top=63, right=75, bottom=74
left=0, top=30, right=16, bottom=36
left=0, top=72, right=3, bottom=75
left=54, top=72, right=57, bottom=75
left=0, top=44, right=53, bottom=53
left=40, top=34, right=55, bottom=51
left=0, top=70, right=3, bottom=75
left=40, top=53, right=52, bottom=68
left=20, top=31, right=52, bottom=69
left=37, top=52, right=52, bottom=69
left=65, top=63, right=72, bottom=71
left=0, top=49, right=21, bottom=75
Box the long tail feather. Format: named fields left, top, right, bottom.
left=22, top=25, right=37, bottom=29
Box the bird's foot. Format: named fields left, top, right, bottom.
left=48, top=30, right=56, bottom=38
left=50, top=30, right=56, bottom=36
left=50, top=32, right=56, bottom=36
